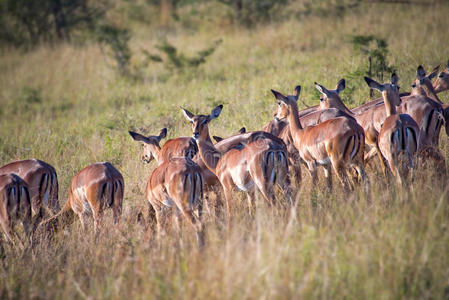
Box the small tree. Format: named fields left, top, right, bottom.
left=350, top=35, right=395, bottom=97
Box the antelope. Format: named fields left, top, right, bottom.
left=130, top=128, right=205, bottom=244
left=271, top=87, right=366, bottom=191
left=129, top=128, right=198, bottom=162
left=0, top=159, right=59, bottom=215
left=145, top=157, right=204, bottom=245
left=0, top=174, right=32, bottom=247
left=41, top=162, right=124, bottom=232
left=181, top=105, right=291, bottom=220
left=364, top=74, right=419, bottom=185
left=262, top=82, right=356, bottom=183
left=433, top=60, right=449, bottom=94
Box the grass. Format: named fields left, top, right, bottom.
left=1, top=1, right=449, bottom=299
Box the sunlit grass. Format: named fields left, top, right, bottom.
left=1, top=2, right=449, bottom=299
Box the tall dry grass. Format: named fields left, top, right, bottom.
left=1, top=2, right=449, bottom=299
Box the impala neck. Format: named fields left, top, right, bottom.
left=149, top=144, right=163, bottom=165
left=382, top=91, right=397, bottom=117
left=286, top=100, right=304, bottom=132
left=423, top=85, right=442, bottom=104
left=196, top=138, right=221, bottom=175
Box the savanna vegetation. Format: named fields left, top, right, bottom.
left=1, top=0, right=449, bottom=298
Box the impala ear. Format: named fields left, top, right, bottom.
left=209, top=105, right=223, bottom=121
left=181, top=107, right=195, bottom=122
left=314, top=82, right=330, bottom=97
left=271, top=89, right=289, bottom=103
left=417, top=65, right=426, bottom=82
left=391, top=73, right=399, bottom=86
left=335, top=79, right=345, bottom=94
left=129, top=131, right=149, bottom=143
left=212, top=136, right=223, bottom=143
left=238, top=127, right=246, bottom=134
left=157, top=128, right=167, bottom=141
left=446, top=60, right=449, bottom=70
left=294, top=85, right=301, bottom=99
left=428, top=65, right=440, bottom=81
left=364, top=76, right=384, bottom=92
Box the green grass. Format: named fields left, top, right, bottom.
left=1, top=1, right=449, bottom=299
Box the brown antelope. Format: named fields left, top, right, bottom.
left=0, top=159, right=59, bottom=215
left=0, top=174, right=32, bottom=247
left=181, top=105, right=291, bottom=219
left=130, top=128, right=205, bottom=244
left=271, top=87, right=366, bottom=191
left=145, top=157, right=204, bottom=245
left=433, top=61, right=449, bottom=94
left=42, top=162, right=124, bottom=232
left=129, top=128, right=198, bottom=162
left=364, top=74, right=419, bottom=185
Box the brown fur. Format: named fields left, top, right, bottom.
left=182, top=105, right=291, bottom=221
left=0, top=174, right=32, bottom=247
left=41, top=162, right=124, bottom=232
left=0, top=159, right=59, bottom=215
left=272, top=88, right=366, bottom=191
left=365, top=74, right=420, bottom=185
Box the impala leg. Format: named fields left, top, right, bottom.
left=323, top=164, right=332, bottom=190
left=331, top=158, right=352, bottom=192
left=375, top=144, right=388, bottom=176
left=246, top=190, right=256, bottom=216
left=307, top=163, right=318, bottom=187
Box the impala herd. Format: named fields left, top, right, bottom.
left=1, top=62, right=449, bottom=247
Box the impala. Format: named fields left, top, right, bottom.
left=41, top=162, right=124, bottom=232
left=0, top=174, right=32, bottom=247
left=271, top=87, right=366, bottom=191
left=0, top=159, right=59, bottom=215
left=262, top=82, right=356, bottom=183
left=130, top=128, right=205, bottom=244
left=365, top=74, right=419, bottom=185
left=182, top=105, right=291, bottom=219
left=433, top=60, right=449, bottom=94
left=129, top=128, right=198, bottom=162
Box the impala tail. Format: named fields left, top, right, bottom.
left=264, top=149, right=291, bottom=201
left=39, top=171, right=60, bottom=213
left=99, top=179, right=124, bottom=224
left=181, top=171, right=203, bottom=210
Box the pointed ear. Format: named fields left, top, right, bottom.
left=294, top=85, right=301, bottom=99
left=428, top=65, right=440, bottom=80
left=209, top=105, right=223, bottom=121
left=129, top=131, right=148, bottom=142
left=212, top=136, right=223, bottom=143
left=271, top=89, right=288, bottom=102
left=364, top=76, right=384, bottom=92
left=446, top=60, right=449, bottom=70
left=417, top=65, right=426, bottom=81
left=181, top=107, right=195, bottom=122
left=314, top=82, right=330, bottom=96
left=238, top=127, right=246, bottom=134
left=157, top=128, right=167, bottom=141
left=335, top=79, right=345, bottom=94
left=391, top=73, right=399, bottom=86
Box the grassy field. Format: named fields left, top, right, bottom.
left=1, top=1, right=449, bottom=299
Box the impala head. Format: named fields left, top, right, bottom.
left=314, top=79, right=345, bottom=110
left=271, top=85, right=301, bottom=121
left=364, top=73, right=401, bottom=106
left=128, top=128, right=167, bottom=163
left=434, top=60, right=449, bottom=93
left=415, top=65, right=440, bottom=96
left=181, top=105, right=223, bottom=141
